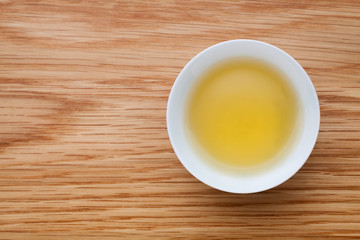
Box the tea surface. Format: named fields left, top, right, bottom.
left=186, top=59, right=299, bottom=168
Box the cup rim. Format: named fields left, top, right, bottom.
left=167, top=39, right=320, bottom=193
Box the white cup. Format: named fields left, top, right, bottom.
left=167, top=40, right=320, bottom=193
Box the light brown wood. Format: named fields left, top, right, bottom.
left=0, top=0, right=359, bottom=239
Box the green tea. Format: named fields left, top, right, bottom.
left=186, top=58, right=299, bottom=168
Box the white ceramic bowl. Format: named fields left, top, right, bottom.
left=167, top=40, right=320, bottom=193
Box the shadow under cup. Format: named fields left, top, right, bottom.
left=167, top=40, right=320, bottom=193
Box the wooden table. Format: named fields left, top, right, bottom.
left=1, top=1, right=359, bottom=239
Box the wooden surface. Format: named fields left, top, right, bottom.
left=0, top=0, right=359, bottom=239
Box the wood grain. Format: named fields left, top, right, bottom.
left=0, top=0, right=359, bottom=239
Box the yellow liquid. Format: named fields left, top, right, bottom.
left=186, top=59, right=299, bottom=168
